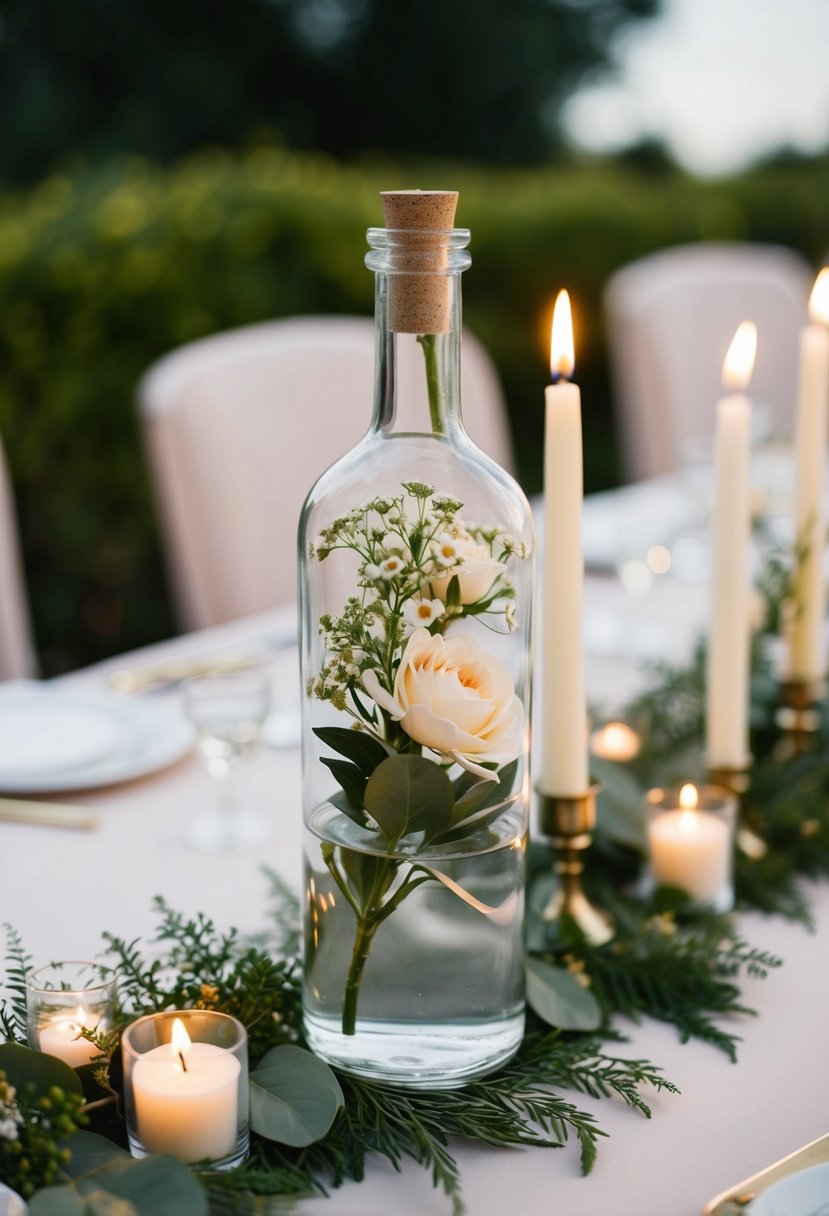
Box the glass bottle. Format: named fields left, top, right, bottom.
left=298, top=190, right=534, bottom=1087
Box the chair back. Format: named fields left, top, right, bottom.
left=0, top=435, right=35, bottom=680
left=138, top=316, right=514, bottom=630
left=604, top=243, right=814, bottom=481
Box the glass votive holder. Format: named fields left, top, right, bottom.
left=26, top=960, right=115, bottom=1068
left=121, top=1009, right=249, bottom=1170
left=643, top=783, right=737, bottom=912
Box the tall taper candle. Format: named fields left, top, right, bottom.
left=706, top=321, right=757, bottom=769
left=540, top=290, right=588, bottom=795
left=788, top=267, right=829, bottom=682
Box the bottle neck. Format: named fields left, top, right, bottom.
left=366, top=227, right=471, bottom=437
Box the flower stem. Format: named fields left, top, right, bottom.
left=342, top=915, right=379, bottom=1035
left=417, top=333, right=444, bottom=435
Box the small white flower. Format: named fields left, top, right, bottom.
left=505, top=602, right=517, bottom=631
left=363, top=563, right=381, bottom=579
left=379, top=556, right=405, bottom=579
left=345, top=663, right=360, bottom=677
left=0, top=1117, right=19, bottom=1141
left=402, top=598, right=446, bottom=631
left=432, top=533, right=462, bottom=566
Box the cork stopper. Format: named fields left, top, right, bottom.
left=380, top=190, right=459, bottom=334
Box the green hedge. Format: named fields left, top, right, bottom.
left=1, top=146, right=827, bottom=671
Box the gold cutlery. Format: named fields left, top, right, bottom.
left=108, top=651, right=262, bottom=694
left=0, top=797, right=99, bottom=830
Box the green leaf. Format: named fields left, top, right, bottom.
left=525, top=956, right=603, bottom=1031
left=58, top=1131, right=130, bottom=1179
left=364, top=754, right=455, bottom=848
left=250, top=1044, right=344, bottom=1147
left=31, top=1157, right=208, bottom=1216
left=313, top=726, right=390, bottom=775
left=591, top=756, right=647, bottom=850
left=320, top=756, right=367, bottom=811
left=433, top=759, right=519, bottom=843
left=29, top=1187, right=87, bottom=1216
left=0, top=1040, right=83, bottom=1097
left=452, top=758, right=518, bottom=824
left=328, top=789, right=370, bottom=829
left=445, top=574, right=462, bottom=611
left=338, top=848, right=399, bottom=911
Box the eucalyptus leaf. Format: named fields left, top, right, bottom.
left=312, top=726, right=389, bottom=775
left=0, top=1041, right=83, bottom=1097
left=525, top=956, right=603, bottom=1031
left=591, top=756, right=647, bottom=850
left=58, top=1130, right=130, bottom=1179
left=29, top=1186, right=87, bottom=1216
left=250, top=1045, right=344, bottom=1147
left=364, top=755, right=455, bottom=848
left=31, top=1157, right=207, bottom=1216
left=320, top=756, right=367, bottom=811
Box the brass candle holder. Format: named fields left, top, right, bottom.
left=705, top=756, right=767, bottom=860
left=775, top=679, right=823, bottom=758
left=537, top=785, right=614, bottom=946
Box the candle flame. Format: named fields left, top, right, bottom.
left=171, top=1017, right=191, bottom=1064
left=808, top=267, right=829, bottom=325
left=550, top=290, right=575, bottom=381
left=721, top=321, right=757, bottom=391
left=679, top=783, right=699, bottom=810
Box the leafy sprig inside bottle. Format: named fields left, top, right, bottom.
left=307, top=483, right=527, bottom=1033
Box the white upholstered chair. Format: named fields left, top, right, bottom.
left=138, top=316, right=514, bottom=630
left=604, top=243, right=814, bottom=482
left=0, top=434, right=35, bottom=680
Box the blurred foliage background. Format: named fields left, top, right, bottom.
left=0, top=0, right=827, bottom=672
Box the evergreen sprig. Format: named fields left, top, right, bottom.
left=102, top=897, right=302, bottom=1062
left=0, top=922, right=33, bottom=1042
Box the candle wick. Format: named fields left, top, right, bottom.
left=178, top=1051, right=188, bottom=1072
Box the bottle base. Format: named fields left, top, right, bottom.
left=303, top=1010, right=524, bottom=1089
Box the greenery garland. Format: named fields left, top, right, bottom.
left=3, top=555, right=828, bottom=1214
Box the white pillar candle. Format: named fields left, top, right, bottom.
left=131, top=1019, right=240, bottom=1163
left=540, top=290, right=588, bottom=796
left=38, top=1007, right=100, bottom=1068
left=706, top=321, right=756, bottom=770
left=788, top=268, right=829, bottom=683
left=647, top=785, right=731, bottom=904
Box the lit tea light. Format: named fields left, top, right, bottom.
left=38, top=1005, right=100, bottom=1068
left=129, top=1015, right=242, bottom=1164
left=26, top=960, right=114, bottom=1070
left=646, top=783, right=736, bottom=910
left=590, top=721, right=641, bottom=763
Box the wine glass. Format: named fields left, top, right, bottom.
left=183, top=671, right=271, bottom=852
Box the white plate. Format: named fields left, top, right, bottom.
left=749, top=1163, right=829, bottom=1215
left=0, top=683, right=195, bottom=793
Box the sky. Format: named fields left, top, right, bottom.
left=562, top=0, right=829, bottom=176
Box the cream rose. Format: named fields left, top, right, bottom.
left=362, top=628, right=523, bottom=780
left=427, top=529, right=506, bottom=606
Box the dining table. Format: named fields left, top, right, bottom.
left=1, top=479, right=827, bottom=1216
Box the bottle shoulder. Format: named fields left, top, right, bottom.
left=299, top=430, right=534, bottom=549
